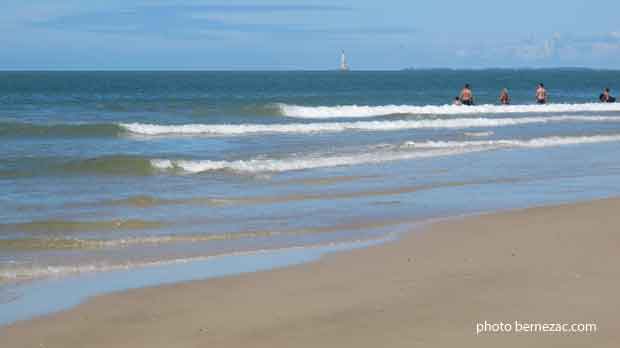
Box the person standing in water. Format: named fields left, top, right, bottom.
left=536, top=83, right=548, bottom=104
left=453, top=97, right=462, bottom=105
left=499, top=88, right=510, bottom=105
left=459, top=84, right=474, bottom=105
left=599, top=88, right=616, bottom=103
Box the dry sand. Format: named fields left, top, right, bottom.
left=2, top=198, right=619, bottom=347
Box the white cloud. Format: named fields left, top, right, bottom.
left=591, top=42, right=620, bottom=56
left=497, top=32, right=620, bottom=65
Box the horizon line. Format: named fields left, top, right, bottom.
left=1, top=66, right=619, bottom=72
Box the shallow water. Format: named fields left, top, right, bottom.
left=2, top=70, right=620, bottom=324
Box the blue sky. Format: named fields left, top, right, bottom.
left=1, top=0, right=619, bottom=70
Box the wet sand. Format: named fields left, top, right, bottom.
left=2, top=198, right=619, bottom=347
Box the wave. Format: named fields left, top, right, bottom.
left=61, top=155, right=156, bottom=176
left=4, top=113, right=620, bottom=140
left=0, top=236, right=391, bottom=281
left=0, top=219, right=405, bottom=254
left=153, top=134, right=620, bottom=174
left=0, top=232, right=273, bottom=251
left=4, top=155, right=158, bottom=178
left=0, top=121, right=122, bottom=138
left=277, top=102, right=620, bottom=118
left=7, top=134, right=620, bottom=178
left=0, top=219, right=165, bottom=235
left=151, top=148, right=475, bottom=174
left=78, top=195, right=229, bottom=208
left=56, top=177, right=520, bottom=211
left=400, top=134, right=620, bottom=150
left=120, top=115, right=620, bottom=136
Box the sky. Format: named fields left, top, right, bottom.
left=1, top=0, right=619, bottom=70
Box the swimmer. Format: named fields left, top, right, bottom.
left=459, top=84, right=474, bottom=105
left=499, top=88, right=510, bottom=105
left=536, top=83, right=548, bottom=104
left=599, top=88, right=616, bottom=103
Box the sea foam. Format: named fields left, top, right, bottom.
left=400, top=134, right=620, bottom=149
left=0, top=237, right=388, bottom=281
left=151, top=134, right=620, bottom=174
left=278, top=103, right=620, bottom=119
left=151, top=148, right=476, bottom=174
left=121, top=115, right=620, bottom=136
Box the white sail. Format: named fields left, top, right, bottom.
left=340, top=51, right=349, bottom=71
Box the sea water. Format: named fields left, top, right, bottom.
left=2, top=70, right=620, bottom=323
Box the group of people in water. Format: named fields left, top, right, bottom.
left=453, top=84, right=616, bottom=105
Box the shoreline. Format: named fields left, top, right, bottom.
left=0, top=207, right=543, bottom=325
left=2, top=198, right=620, bottom=347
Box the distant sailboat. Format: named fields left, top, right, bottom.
left=340, top=51, right=349, bottom=71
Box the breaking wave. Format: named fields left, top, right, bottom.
left=8, top=135, right=620, bottom=178
left=277, top=102, right=620, bottom=119
left=151, top=148, right=475, bottom=174
left=120, top=115, right=620, bottom=136
left=400, top=134, right=620, bottom=149
left=153, top=134, right=620, bottom=174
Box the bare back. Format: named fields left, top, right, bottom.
left=536, top=87, right=547, bottom=101
left=460, top=88, right=472, bottom=101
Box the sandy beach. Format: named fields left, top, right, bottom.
left=2, top=198, right=619, bottom=347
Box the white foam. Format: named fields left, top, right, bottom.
left=0, top=254, right=253, bottom=281
left=121, top=115, right=620, bottom=136
left=401, top=134, right=620, bottom=149
left=151, top=148, right=478, bottom=174
left=278, top=103, right=620, bottom=119
left=0, top=237, right=390, bottom=281
left=152, top=134, right=620, bottom=174
left=464, top=131, right=494, bottom=137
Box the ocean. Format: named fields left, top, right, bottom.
left=2, top=69, right=620, bottom=323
